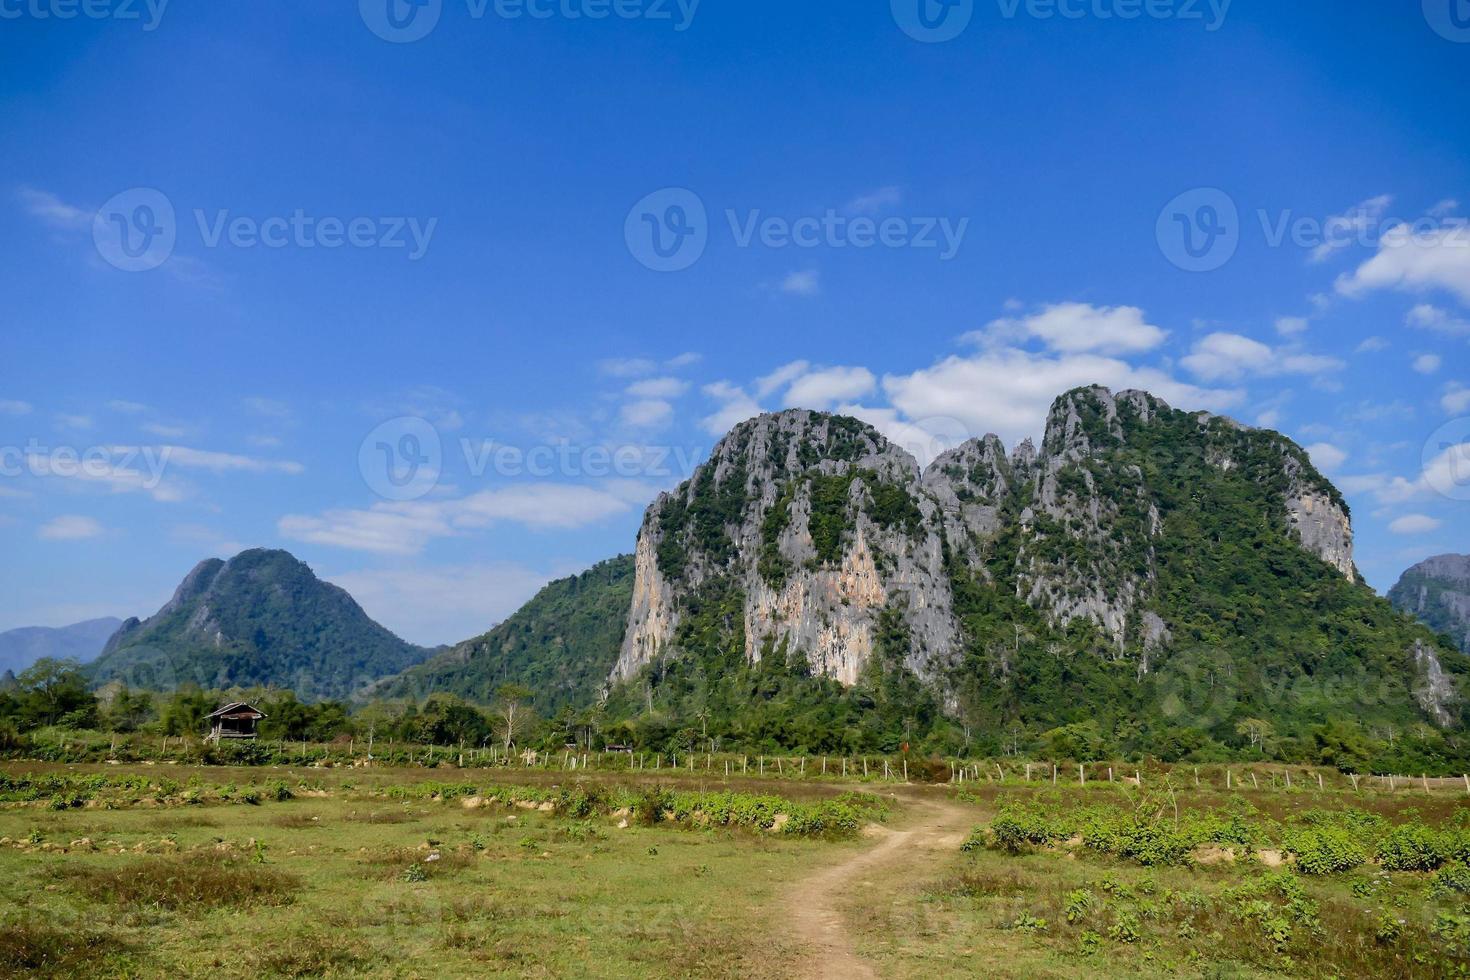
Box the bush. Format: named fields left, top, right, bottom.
left=990, top=804, right=1063, bottom=853
left=1432, top=864, right=1470, bottom=898
left=1287, top=826, right=1367, bottom=876
left=1376, top=824, right=1448, bottom=872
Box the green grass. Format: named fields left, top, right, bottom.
left=0, top=762, right=875, bottom=978
left=6, top=762, right=1470, bottom=977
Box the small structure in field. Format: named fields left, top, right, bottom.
left=205, top=702, right=266, bottom=741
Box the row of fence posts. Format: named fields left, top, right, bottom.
left=101, top=738, right=1470, bottom=795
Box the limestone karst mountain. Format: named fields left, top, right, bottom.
left=600, top=386, right=1459, bottom=745
left=1391, top=554, right=1470, bottom=654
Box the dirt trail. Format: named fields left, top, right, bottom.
left=782, top=794, right=975, bottom=979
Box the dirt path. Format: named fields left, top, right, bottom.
left=782, top=794, right=975, bottom=979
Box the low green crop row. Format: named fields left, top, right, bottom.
left=971, top=795, right=1470, bottom=874
left=0, top=769, right=884, bottom=839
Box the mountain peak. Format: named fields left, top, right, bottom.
left=1391, top=554, right=1470, bottom=654
left=88, top=548, right=430, bottom=701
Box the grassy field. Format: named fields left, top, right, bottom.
left=3, top=762, right=1470, bottom=978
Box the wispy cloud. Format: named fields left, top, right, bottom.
left=279, top=481, right=655, bottom=556
left=38, top=515, right=105, bottom=540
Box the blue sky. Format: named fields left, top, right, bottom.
left=1, top=0, right=1467, bottom=645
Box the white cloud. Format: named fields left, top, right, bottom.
left=279, top=482, right=649, bottom=556
left=626, top=377, right=690, bottom=399
left=1413, top=353, right=1443, bottom=375
left=1444, top=384, right=1470, bottom=415
left=1430, top=199, right=1461, bottom=219
left=328, top=563, right=563, bottom=647
left=1389, top=514, right=1443, bottom=535
left=620, top=399, right=673, bottom=429
left=846, top=186, right=903, bottom=214
left=17, top=187, right=90, bottom=230
left=1256, top=409, right=1283, bottom=429
left=970, top=302, right=1168, bottom=355
left=1356, top=336, right=1390, bottom=353
left=1407, top=304, right=1470, bottom=337
left=0, top=400, right=32, bottom=416
left=1275, top=316, right=1310, bottom=336
left=55, top=414, right=93, bottom=430
left=26, top=447, right=183, bottom=502
left=784, top=366, right=877, bottom=409
left=600, top=353, right=702, bottom=379
left=1310, top=194, right=1392, bottom=263
left=700, top=381, right=764, bottom=435
left=243, top=397, right=294, bottom=421
left=247, top=434, right=283, bottom=449
left=1306, top=443, right=1348, bottom=472
left=882, top=347, right=1242, bottom=449
left=1372, top=442, right=1470, bottom=503
left=779, top=270, right=821, bottom=296
left=106, top=400, right=149, bottom=414
left=157, top=446, right=304, bottom=475
left=38, top=515, right=104, bottom=540
left=1181, top=332, right=1343, bottom=382
left=755, top=361, right=811, bottom=398
left=1336, top=223, right=1470, bottom=305
left=597, top=357, right=658, bottom=378
left=141, top=422, right=188, bottom=439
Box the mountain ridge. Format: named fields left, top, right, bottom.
left=0, top=617, right=123, bottom=675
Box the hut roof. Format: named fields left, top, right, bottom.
left=205, top=701, right=267, bottom=720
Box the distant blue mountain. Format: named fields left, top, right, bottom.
left=0, top=617, right=124, bottom=675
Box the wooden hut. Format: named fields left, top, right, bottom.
left=205, top=702, right=266, bottom=741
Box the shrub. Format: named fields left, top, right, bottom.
left=989, top=804, right=1062, bottom=853
left=1287, top=826, right=1367, bottom=876
left=1432, top=864, right=1470, bottom=898
left=1376, top=824, right=1448, bottom=872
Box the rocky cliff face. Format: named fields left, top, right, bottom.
left=612, top=387, right=1361, bottom=694
left=1391, top=554, right=1470, bottom=653
left=612, top=411, right=959, bottom=687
